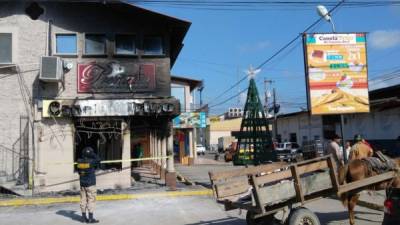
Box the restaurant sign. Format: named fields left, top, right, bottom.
left=78, top=62, right=156, bottom=93
left=303, top=33, right=370, bottom=115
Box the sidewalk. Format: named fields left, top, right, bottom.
left=357, top=190, right=385, bottom=211
left=176, top=156, right=239, bottom=187
left=0, top=165, right=212, bottom=207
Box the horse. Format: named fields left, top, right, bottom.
left=338, top=156, right=400, bottom=225
left=348, top=141, right=373, bottom=160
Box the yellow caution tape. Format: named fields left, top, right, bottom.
left=49, top=156, right=172, bottom=165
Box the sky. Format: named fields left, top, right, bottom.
left=133, top=1, right=400, bottom=115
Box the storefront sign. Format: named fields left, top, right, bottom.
left=42, top=99, right=178, bottom=117
left=303, top=33, right=370, bottom=115
left=77, top=62, right=156, bottom=93
left=173, top=112, right=207, bottom=128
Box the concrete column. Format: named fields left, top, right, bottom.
left=188, top=130, right=194, bottom=165
left=161, top=137, right=167, bottom=169
left=165, top=132, right=176, bottom=190
left=167, top=132, right=175, bottom=173
left=121, top=121, right=131, bottom=183
left=149, top=131, right=154, bottom=167
left=193, top=128, right=197, bottom=161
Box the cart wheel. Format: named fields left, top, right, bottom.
left=287, top=207, right=320, bottom=225
left=246, top=211, right=276, bottom=225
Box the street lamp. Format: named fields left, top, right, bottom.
left=317, top=5, right=336, bottom=32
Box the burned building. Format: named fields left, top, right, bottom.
left=0, top=0, right=190, bottom=193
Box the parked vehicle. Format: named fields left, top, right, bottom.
left=301, top=140, right=324, bottom=160
left=196, top=144, right=206, bottom=155
left=383, top=188, right=400, bottom=225
left=218, top=136, right=236, bottom=153
left=275, top=142, right=302, bottom=162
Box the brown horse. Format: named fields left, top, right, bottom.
left=338, top=157, right=400, bottom=225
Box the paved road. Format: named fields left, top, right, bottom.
left=176, top=153, right=238, bottom=186
left=0, top=195, right=383, bottom=225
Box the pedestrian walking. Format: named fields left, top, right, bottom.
left=77, top=147, right=101, bottom=223
left=326, top=134, right=344, bottom=168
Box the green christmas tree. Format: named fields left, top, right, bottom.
left=233, top=78, right=275, bottom=165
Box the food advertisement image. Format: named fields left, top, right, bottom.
left=304, top=33, right=370, bottom=115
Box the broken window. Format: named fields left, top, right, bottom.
left=75, top=120, right=122, bottom=170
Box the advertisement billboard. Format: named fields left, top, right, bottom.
left=303, top=33, right=370, bottom=115
left=173, top=112, right=207, bottom=128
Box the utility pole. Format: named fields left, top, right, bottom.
left=273, top=88, right=278, bottom=140
left=264, top=79, right=277, bottom=140
left=263, top=79, right=273, bottom=114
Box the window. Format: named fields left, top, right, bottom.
left=290, top=133, right=297, bottom=143
left=55, top=34, right=77, bottom=54
left=143, top=36, right=163, bottom=55
left=115, top=34, right=136, bottom=55
left=85, top=34, right=106, bottom=55
left=171, top=86, right=185, bottom=112
left=75, top=121, right=122, bottom=170
left=0, top=33, right=12, bottom=64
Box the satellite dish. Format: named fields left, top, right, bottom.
left=317, top=5, right=331, bottom=22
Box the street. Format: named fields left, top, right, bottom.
left=0, top=195, right=383, bottom=225
left=176, top=152, right=238, bottom=186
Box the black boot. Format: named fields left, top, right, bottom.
left=88, top=212, right=99, bottom=223
left=81, top=212, right=88, bottom=223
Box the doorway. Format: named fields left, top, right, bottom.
left=74, top=120, right=122, bottom=170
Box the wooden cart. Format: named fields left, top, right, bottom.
left=209, top=155, right=397, bottom=225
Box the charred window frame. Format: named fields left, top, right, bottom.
left=84, top=33, right=107, bottom=56
left=143, top=36, right=164, bottom=56
left=114, top=34, right=137, bottom=56
left=74, top=120, right=123, bottom=171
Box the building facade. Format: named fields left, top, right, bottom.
left=171, top=76, right=203, bottom=165
left=0, top=1, right=190, bottom=193
left=274, top=83, right=400, bottom=155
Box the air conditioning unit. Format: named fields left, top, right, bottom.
left=39, top=56, right=63, bottom=82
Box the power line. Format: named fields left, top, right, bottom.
left=206, top=0, right=345, bottom=108
left=131, top=1, right=400, bottom=10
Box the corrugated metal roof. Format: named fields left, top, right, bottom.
left=369, top=75, right=400, bottom=91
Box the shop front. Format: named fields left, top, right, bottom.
left=37, top=98, right=179, bottom=192
left=173, top=112, right=206, bottom=165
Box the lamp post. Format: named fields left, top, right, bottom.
left=317, top=5, right=336, bottom=33
left=316, top=4, right=348, bottom=163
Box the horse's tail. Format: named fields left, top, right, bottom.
left=338, top=164, right=349, bottom=207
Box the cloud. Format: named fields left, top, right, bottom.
left=369, top=30, right=400, bottom=49
left=238, top=40, right=270, bottom=53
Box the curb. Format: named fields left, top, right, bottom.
left=0, top=189, right=213, bottom=207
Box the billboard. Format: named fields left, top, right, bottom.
left=303, top=33, right=369, bottom=115
left=173, top=112, right=207, bottom=128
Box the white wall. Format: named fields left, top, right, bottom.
left=209, top=131, right=232, bottom=145
left=343, top=107, right=400, bottom=141
left=276, top=113, right=323, bottom=144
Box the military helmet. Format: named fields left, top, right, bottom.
left=354, top=134, right=363, bottom=142
left=82, top=147, right=95, bottom=158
